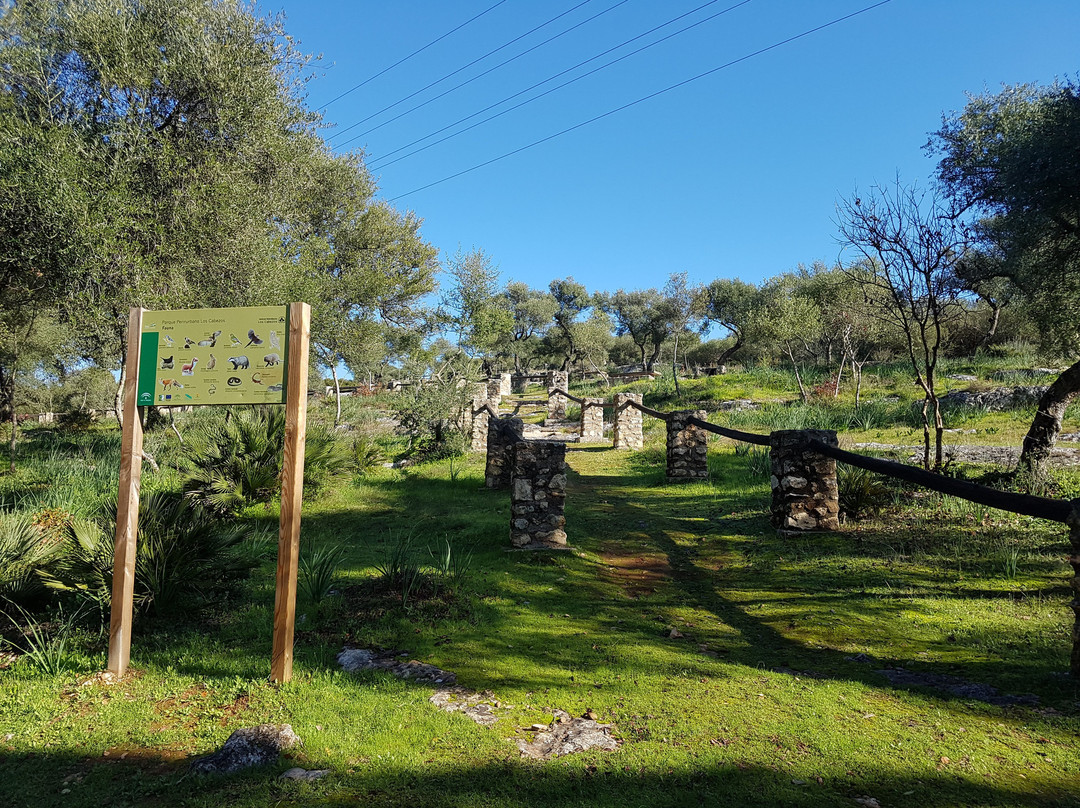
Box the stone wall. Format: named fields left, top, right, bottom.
left=499, top=372, right=512, bottom=397
left=485, top=416, right=524, bottom=488
left=580, top=398, right=605, bottom=443
left=613, top=393, right=644, bottom=450
left=769, top=429, right=840, bottom=531
left=486, top=379, right=503, bottom=408
left=510, top=441, right=568, bottom=549
left=511, top=374, right=528, bottom=394
left=546, top=371, right=569, bottom=421
left=666, top=410, right=709, bottom=482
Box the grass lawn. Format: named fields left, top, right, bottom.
left=1, top=369, right=1078, bottom=807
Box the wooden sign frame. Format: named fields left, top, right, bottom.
left=107, top=303, right=311, bottom=683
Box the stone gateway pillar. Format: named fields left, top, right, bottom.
left=510, top=441, right=568, bottom=549
left=579, top=398, right=605, bottom=443
left=470, top=400, right=491, bottom=452
left=485, top=416, right=524, bottom=489
left=486, top=378, right=503, bottom=408
left=499, top=372, right=512, bottom=397
left=665, top=410, right=709, bottom=482
left=769, top=429, right=840, bottom=531
left=546, top=371, right=569, bottom=421
left=613, top=393, right=644, bottom=450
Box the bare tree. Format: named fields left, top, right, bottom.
left=837, top=180, right=970, bottom=470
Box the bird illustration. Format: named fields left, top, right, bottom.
left=229, top=333, right=242, bottom=346
left=269, top=330, right=280, bottom=349
left=159, top=355, right=173, bottom=370
left=198, top=330, right=221, bottom=347
left=162, top=335, right=175, bottom=347
left=183, top=337, right=196, bottom=349
left=181, top=357, right=198, bottom=375
left=206, top=353, right=216, bottom=370
left=245, top=329, right=263, bottom=347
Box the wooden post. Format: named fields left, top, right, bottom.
left=270, top=303, right=311, bottom=683
left=107, top=308, right=145, bottom=678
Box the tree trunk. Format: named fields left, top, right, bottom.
left=646, top=342, right=662, bottom=373
left=671, top=334, right=681, bottom=397
left=1019, top=359, right=1080, bottom=473
left=7, top=371, right=16, bottom=475
left=784, top=345, right=810, bottom=403
left=715, top=332, right=744, bottom=367
left=977, top=301, right=1003, bottom=350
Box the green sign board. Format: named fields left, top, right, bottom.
left=137, top=306, right=289, bottom=407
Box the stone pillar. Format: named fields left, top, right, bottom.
left=769, top=429, right=840, bottom=531
left=485, top=416, right=523, bottom=488
left=510, top=441, right=568, bottom=549
left=1069, top=500, right=1080, bottom=678
left=470, top=400, right=490, bottom=452
left=579, top=398, right=605, bottom=443
left=486, top=378, right=502, bottom=408
left=499, top=372, right=512, bottom=397
left=666, top=410, right=709, bottom=482
left=512, top=374, right=528, bottom=394
left=547, top=370, right=569, bottom=421
left=613, top=393, right=644, bottom=450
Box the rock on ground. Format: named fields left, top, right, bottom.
left=429, top=686, right=503, bottom=726
left=337, top=648, right=456, bottom=685
left=191, top=724, right=301, bottom=775
left=517, top=710, right=619, bottom=760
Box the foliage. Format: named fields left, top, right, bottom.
left=44, top=493, right=256, bottom=618
left=837, top=464, right=891, bottom=520
left=440, top=248, right=511, bottom=366
left=351, top=434, right=389, bottom=476
left=180, top=407, right=349, bottom=515
left=298, top=541, right=345, bottom=606
left=3, top=602, right=84, bottom=675
left=0, top=513, right=60, bottom=607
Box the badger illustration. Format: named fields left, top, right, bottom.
left=228, top=355, right=250, bottom=370
left=262, top=353, right=281, bottom=367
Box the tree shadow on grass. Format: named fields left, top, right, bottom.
left=0, top=747, right=1074, bottom=808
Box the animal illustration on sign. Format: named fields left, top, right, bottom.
left=181, top=358, right=198, bottom=375
left=206, top=354, right=216, bottom=370
left=162, top=335, right=175, bottom=347
left=160, top=378, right=182, bottom=391
left=262, top=353, right=281, bottom=367
left=268, top=383, right=283, bottom=393
left=251, top=373, right=264, bottom=385
left=269, top=330, right=280, bottom=349
left=227, top=377, right=241, bottom=386
left=198, top=330, right=221, bottom=347
left=208, top=384, right=217, bottom=396
left=246, top=329, right=263, bottom=347
left=184, top=337, right=196, bottom=348
left=228, top=356, right=249, bottom=370
left=229, top=333, right=242, bottom=346
left=159, top=356, right=173, bottom=370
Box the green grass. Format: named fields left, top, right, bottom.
left=1, top=370, right=1078, bottom=807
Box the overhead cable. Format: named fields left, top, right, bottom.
left=363, top=0, right=751, bottom=165
left=387, top=0, right=894, bottom=201
left=316, top=0, right=509, bottom=111
left=330, top=0, right=597, bottom=142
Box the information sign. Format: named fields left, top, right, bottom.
left=136, top=306, right=289, bottom=406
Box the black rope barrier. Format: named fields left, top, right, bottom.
left=807, top=439, right=1072, bottom=524
left=686, top=415, right=771, bottom=447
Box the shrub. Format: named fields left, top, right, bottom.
left=44, top=492, right=257, bottom=618
left=0, top=513, right=61, bottom=607
left=180, top=407, right=349, bottom=515
left=837, top=465, right=890, bottom=520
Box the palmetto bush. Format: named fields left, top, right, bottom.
left=44, top=492, right=257, bottom=618
left=0, top=513, right=61, bottom=608
left=180, top=407, right=350, bottom=516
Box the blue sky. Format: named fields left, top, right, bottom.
left=277, top=0, right=1079, bottom=295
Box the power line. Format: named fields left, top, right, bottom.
left=346, top=0, right=633, bottom=144
left=387, top=0, right=893, bottom=202
left=330, top=0, right=597, bottom=143
left=364, top=0, right=750, bottom=167
left=315, top=0, right=509, bottom=111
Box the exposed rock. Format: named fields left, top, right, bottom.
left=941, top=385, right=1047, bottom=411
left=517, top=710, right=619, bottom=759
left=280, top=767, right=330, bottom=781
left=337, top=648, right=456, bottom=685
left=947, top=374, right=978, bottom=381
left=191, top=724, right=301, bottom=775
left=429, top=686, right=503, bottom=726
